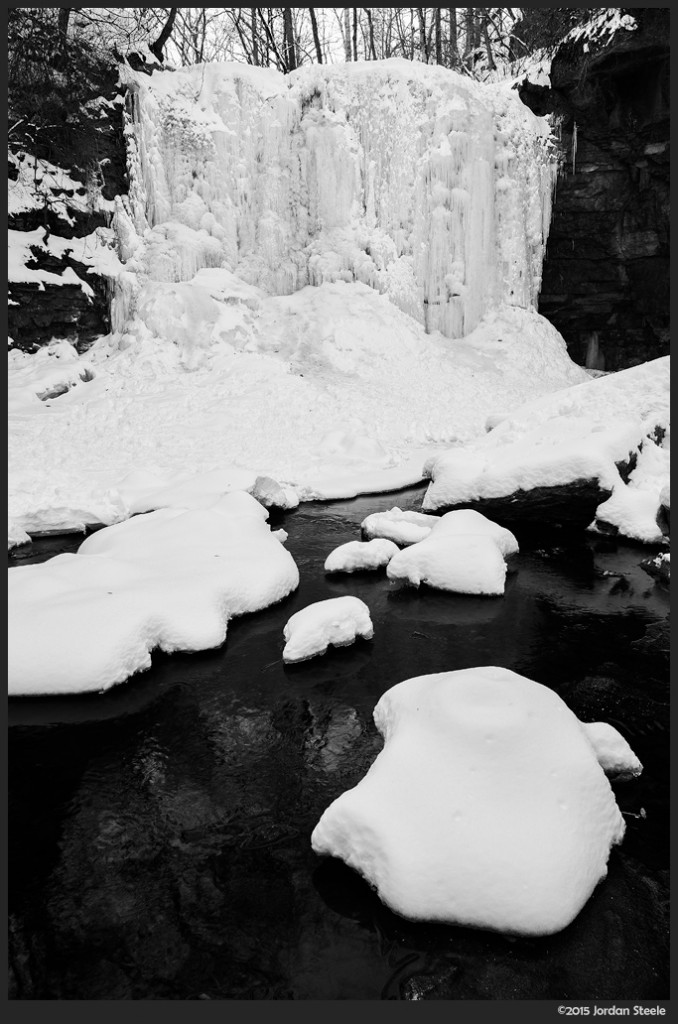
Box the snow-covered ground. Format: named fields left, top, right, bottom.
left=312, top=666, right=641, bottom=936
left=8, top=285, right=590, bottom=544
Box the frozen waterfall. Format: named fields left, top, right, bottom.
left=115, top=59, right=558, bottom=339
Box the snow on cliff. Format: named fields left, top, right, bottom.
left=312, top=666, right=638, bottom=936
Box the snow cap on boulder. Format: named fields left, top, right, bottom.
left=312, top=666, right=636, bottom=936
left=283, top=596, right=373, bottom=664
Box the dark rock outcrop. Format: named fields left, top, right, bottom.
left=519, top=10, right=670, bottom=370
left=8, top=248, right=113, bottom=353
left=8, top=60, right=127, bottom=352
left=429, top=479, right=613, bottom=532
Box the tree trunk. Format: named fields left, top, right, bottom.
left=352, top=8, right=359, bottom=61
left=149, top=7, right=177, bottom=63
left=343, top=8, right=352, bottom=61
left=309, top=8, right=322, bottom=63
left=416, top=8, right=428, bottom=61
left=448, top=8, right=458, bottom=67
left=482, top=14, right=496, bottom=72
left=283, top=6, right=297, bottom=71
left=435, top=7, right=442, bottom=64
left=364, top=8, right=377, bottom=60
left=57, top=8, right=72, bottom=57
left=251, top=8, right=259, bottom=66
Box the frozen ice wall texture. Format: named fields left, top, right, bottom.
left=120, top=59, right=557, bottom=339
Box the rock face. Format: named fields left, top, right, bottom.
left=519, top=10, right=669, bottom=370
left=8, top=61, right=127, bottom=353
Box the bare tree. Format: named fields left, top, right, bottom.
left=364, top=7, right=377, bottom=60
left=149, top=7, right=177, bottom=62
left=448, top=8, right=458, bottom=68
left=343, top=8, right=352, bottom=60
left=435, top=7, right=442, bottom=64
left=283, top=7, right=297, bottom=70
left=309, top=8, right=322, bottom=63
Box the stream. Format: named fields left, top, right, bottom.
left=8, top=486, right=670, bottom=1000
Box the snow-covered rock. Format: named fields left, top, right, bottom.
left=8, top=492, right=299, bottom=696
left=423, top=358, right=670, bottom=543
left=311, top=666, right=637, bottom=936
left=432, top=508, right=519, bottom=556
left=324, top=539, right=399, bottom=574
left=361, top=508, right=440, bottom=546
left=282, top=596, right=373, bottom=664
left=581, top=722, right=643, bottom=781
left=386, top=510, right=517, bottom=596
left=250, top=476, right=300, bottom=512
left=640, top=552, right=670, bottom=585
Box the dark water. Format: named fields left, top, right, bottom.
left=8, top=488, right=670, bottom=1000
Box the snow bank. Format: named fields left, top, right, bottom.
left=324, top=539, right=399, bottom=574
left=8, top=492, right=299, bottom=696
left=312, top=666, right=635, bottom=935
left=362, top=508, right=440, bottom=546
left=423, top=358, right=670, bottom=543
left=282, top=596, right=373, bottom=664
left=386, top=510, right=517, bottom=595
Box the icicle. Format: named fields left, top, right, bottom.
left=572, top=121, right=578, bottom=176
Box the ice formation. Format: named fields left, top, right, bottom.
left=282, top=596, right=374, bottom=664
left=8, top=492, right=299, bottom=696
left=423, top=357, right=670, bottom=542
left=120, top=59, right=557, bottom=337
left=386, top=510, right=518, bottom=595
left=324, top=538, right=399, bottom=574
left=311, top=666, right=637, bottom=936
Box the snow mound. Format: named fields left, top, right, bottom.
left=324, top=539, right=399, bottom=574
left=386, top=510, right=517, bottom=595
left=362, top=507, right=440, bottom=546
left=8, top=492, right=299, bottom=696
left=282, top=596, right=374, bottom=664
left=311, top=666, right=635, bottom=936
left=423, top=358, right=670, bottom=543
left=581, top=723, right=643, bottom=781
